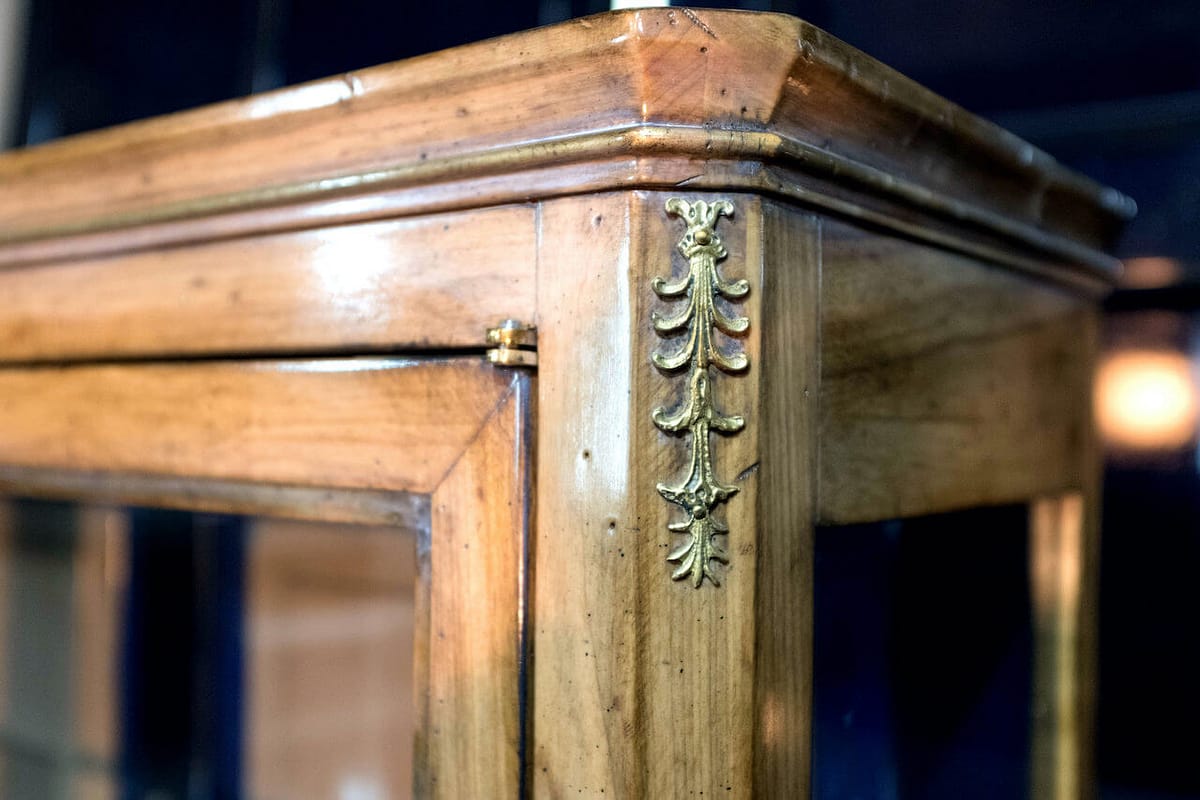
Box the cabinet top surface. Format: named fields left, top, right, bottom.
left=0, top=8, right=1131, bottom=280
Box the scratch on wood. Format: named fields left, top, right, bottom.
left=340, top=72, right=365, bottom=101
left=735, top=461, right=760, bottom=482
left=681, top=8, right=718, bottom=40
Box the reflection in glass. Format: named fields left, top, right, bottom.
left=0, top=497, right=418, bottom=799
left=813, top=505, right=1034, bottom=800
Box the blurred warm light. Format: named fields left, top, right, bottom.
left=1119, top=256, right=1182, bottom=289
left=1096, top=350, right=1198, bottom=449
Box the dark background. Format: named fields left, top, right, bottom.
left=4, top=1, right=1198, bottom=798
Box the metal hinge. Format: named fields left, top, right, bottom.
left=486, top=320, right=537, bottom=367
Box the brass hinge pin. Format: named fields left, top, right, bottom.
left=486, top=320, right=538, bottom=367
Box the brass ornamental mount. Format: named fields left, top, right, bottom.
left=652, top=198, right=749, bottom=588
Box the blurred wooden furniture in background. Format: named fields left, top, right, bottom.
left=0, top=8, right=1130, bottom=799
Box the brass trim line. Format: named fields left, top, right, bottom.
left=0, top=124, right=1125, bottom=286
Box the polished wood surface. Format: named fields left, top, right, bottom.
left=0, top=10, right=1128, bottom=285
left=531, top=191, right=820, bottom=797
left=752, top=199, right=820, bottom=794
left=0, top=8, right=1130, bottom=800
left=419, top=375, right=532, bottom=798
left=0, top=358, right=511, bottom=495
left=818, top=220, right=1098, bottom=525
left=0, top=359, right=530, bottom=800
left=0, top=467, right=430, bottom=529
left=0, top=207, right=536, bottom=362
left=532, top=193, right=658, bottom=796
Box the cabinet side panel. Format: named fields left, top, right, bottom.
left=819, top=220, right=1095, bottom=524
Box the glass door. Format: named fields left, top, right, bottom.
left=0, top=356, right=533, bottom=800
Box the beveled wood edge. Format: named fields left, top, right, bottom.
left=512, top=374, right=536, bottom=799
left=0, top=9, right=1132, bottom=243
left=0, top=124, right=1121, bottom=292
left=0, top=465, right=430, bottom=530
left=0, top=356, right=517, bottom=496
left=786, top=17, right=1132, bottom=222
left=815, top=491, right=1088, bottom=529
left=0, top=363, right=534, bottom=797
left=418, top=372, right=532, bottom=798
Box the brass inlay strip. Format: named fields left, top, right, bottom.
left=652, top=198, right=748, bottom=588
left=0, top=123, right=1124, bottom=286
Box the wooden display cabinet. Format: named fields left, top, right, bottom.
left=0, top=8, right=1130, bottom=799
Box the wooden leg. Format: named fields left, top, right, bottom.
left=1029, top=491, right=1098, bottom=800
left=531, top=193, right=820, bottom=797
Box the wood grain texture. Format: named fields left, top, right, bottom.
left=1030, top=493, right=1087, bottom=800
left=0, top=207, right=535, bottom=362
left=0, top=358, right=512, bottom=495
left=818, top=220, right=1097, bottom=524
left=1028, top=311, right=1100, bottom=800
left=752, top=200, right=820, bottom=795
left=0, top=150, right=1116, bottom=301
left=532, top=191, right=818, bottom=796
left=419, top=374, right=532, bottom=799
left=0, top=467, right=429, bottom=530
left=0, top=10, right=1128, bottom=282
left=0, top=8, right=1122, bottom=791
left=0, top=358, right=532, bottom=800
left=532, top=192, right=649, bottom=797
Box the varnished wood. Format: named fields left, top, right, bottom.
left=818, top=220, right=1098, bottom=525
left=532, top=191, right=820, bottom=797
left=1029, top=315, right=1101, bottom=800
left=0, top=208, right=535, bottom=362
left=752, top=200, right=820, bottom=794
left=0, top=357, right=532, bottom=800
left=0, top=10, right=1128, bottom=288
left=532, top=192, right=651, bottom=796
left=420, top=374, right=532, bottom=799
left=1030, top=493, right=1087, bottom=800
left=0, top=8, right=1130, bottom=798
left=0, top=467, right=429, bottom=530
left=0, top=358, right=511, bottom=495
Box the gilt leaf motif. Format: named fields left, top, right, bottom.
left=652, top=198, right=749, bottom=588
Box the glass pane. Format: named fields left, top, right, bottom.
left=813, top=504, right=1034, bottom=800
left=0, top=496, right=420, bottom=800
